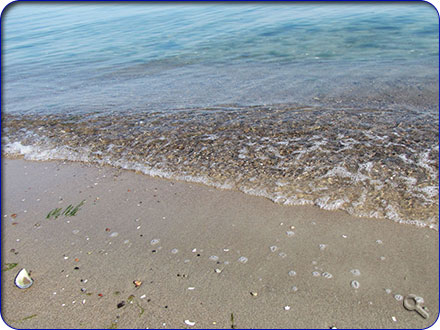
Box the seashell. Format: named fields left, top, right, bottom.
left=133, top=280, right=142, bottom=287
left=184, top=320, right=196, bottom=326
left=15, top=268, right=33, bottom=289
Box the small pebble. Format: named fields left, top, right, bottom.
left=385, top=289, right=392, bottom=294
left=140, top=294, right=146, bottom=299
left=394, top=294, right=403, bottom=301
left=312, top=271, right=320, bottom=277
left=270, top=246, right=278, bottom=252
left=288, top=270, right=297, bottom=277
left=187, top=287, right=195, bottom=291
left=109, top=232, right=119, bottom=238
left=284, top=306, right=291, bottom=311
left=151, top=239, right=160, bottom=245
left=171, top=249, right=179, bottom=254
left=250, top=292, right=258, bottom=296
left=209, top=256, right=219, bottom=261
left=214, top=268, right=222, bottom=274
left=351, top=280, right=360, bottom=289
left=279, top=252, right=287, bottom=258
left=392, top=316, right=397, bottom=322
left=376, top=240, right=383, bottom=244
left=286, top=231, right=295, bottom=237
left=291, top=286, right=298, bottom=292
left=319, top=244, right=327, bottom=250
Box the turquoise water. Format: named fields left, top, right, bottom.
left=2, top=3, right=439, bottom=228
left=3, top=3, right=439, bottom=114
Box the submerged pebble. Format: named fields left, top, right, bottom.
left=109, top=232, right=119, bottom=238
left=270, top=246, right=278, bottom=252
left=394, top=294, right=403, bottom=301
left=209, top=255, right=219, bottom=261
left=150, top=239, right=160, bottom=245
left=351, top=280, right=360, bottom=289
left=288, top=270, right=297, bottom=277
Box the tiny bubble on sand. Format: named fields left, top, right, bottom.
left=350, top=269, right=361, bottom=276
left=238, top=256, right=248, bottom=264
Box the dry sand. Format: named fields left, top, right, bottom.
left=1, top=158, right=438, bottom=329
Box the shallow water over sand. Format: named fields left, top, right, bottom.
left=3, top=104, right=438, bottom=228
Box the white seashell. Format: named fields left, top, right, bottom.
left=284, top=306, right=291, bottom=311
left=15, top=268, right=33, bottom=289
left=351, top=280, right=360, bottom=289
left=184, top=320, right=196, bottom=326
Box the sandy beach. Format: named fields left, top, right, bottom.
left=1, top=158, right=438, bottom=329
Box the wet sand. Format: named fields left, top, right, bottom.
left=1, top=158, right=438, bottom=329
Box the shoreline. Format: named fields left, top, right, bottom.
left=1, top=158, right=438, bottom=328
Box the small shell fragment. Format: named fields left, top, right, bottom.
left=284, top=306, right=291, bottom=311
left=214, top=268, right=222, bottom=274
left=15, top=268, right=33, bottom=289
left=351, top=280, right=360, bottom=289
left=133, top=280, right=142, bottom=287
left=184, top=320, right=196, bottom=326
left=250, top=292, right=258, bottom=296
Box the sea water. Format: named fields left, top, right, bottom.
left=2, top=3, right=439, bottom=228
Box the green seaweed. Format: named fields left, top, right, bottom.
left=46, top=208, right=62, bottom=219
left=2, top=263, right=18, bottom=272
left=137, top=302, right=145, bottom=317
left=230, top=313, right=235, bottom=329
left=47, top=200, right=85, bottom=219
left=22, top=314, right=37, bottom=321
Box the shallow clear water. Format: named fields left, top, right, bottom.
left=2, top=3, right=439, bottom=228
